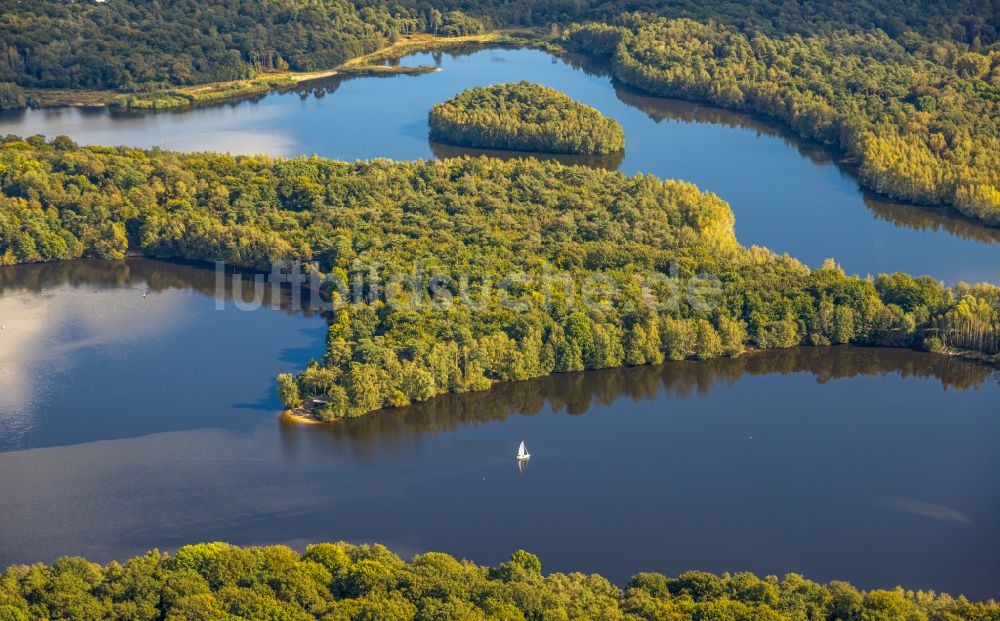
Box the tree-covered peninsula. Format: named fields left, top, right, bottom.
left=562, top=16, right=1000, bottom=225
left=0, top=0, right=484, bottom=95
left=1, top=137, right=997, bottom=421
left=1, top=541, right=997, bottom=620
left=428, top=81, right=625, bottom=155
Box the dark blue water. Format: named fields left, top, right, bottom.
left=1, top=47, right=998, bottom=283
left=0, top=259, right=325, bottom=450
left=0, top=259, right=998, bottom=598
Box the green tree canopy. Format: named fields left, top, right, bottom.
left=429, top=81, right=625, bottom=154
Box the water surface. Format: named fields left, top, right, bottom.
left=0, top=259, right=325, bottom=450
left=1, top=261, right=999, bottom=598
left=1, top=47, right=998, bottom=283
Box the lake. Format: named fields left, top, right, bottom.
left=0, top=46, right=999, bottom=600
left=1, top=47, right=999, bottom=283
left=0, top=259, right=999, bottom=598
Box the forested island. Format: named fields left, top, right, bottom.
left=428, top=82, right=625, bottom=154
left=0, top=137, right=997, bottom=422
left=1, top=541, right=997, bottom=620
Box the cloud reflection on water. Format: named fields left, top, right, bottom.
left=0, top=285, right=186, bottom=442
left=879, top=495, right=972, bottom=524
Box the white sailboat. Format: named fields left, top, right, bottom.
left=516, top=441, right=531, bottom=461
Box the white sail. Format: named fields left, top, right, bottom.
left=517, top=441, right=530, bottom=460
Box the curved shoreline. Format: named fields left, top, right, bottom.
left=429, top=81, right=625, bottom=155
left=3, top=45, right=998, bottom=424
left=279, top=409, right=327, bottom=426
left=12, top=35, right=993, bottom=235
left=14, top=32, right=539, bottom=110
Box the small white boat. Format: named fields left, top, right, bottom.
left=516, top=441, right=531, bottom=461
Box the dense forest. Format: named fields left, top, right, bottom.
left=428, top=82, right=625, bottom=154
left=364, top=0, right=998, bottom=44
left=2, top=541, right=998, bottom=621
left=0, top=0, right=483, bottom=94
left=0, top=0, right=994, bottom=97
left=1, top=137, right=997, bottom=420
left=561, top=16, right=1000, bottom=224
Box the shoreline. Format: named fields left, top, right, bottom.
left=279, top=409, right=327, bottom=425
left=15, top=31, right=542, bottom=111
left=12, top=34, right=988, bottom=234
left=274, top=344, right=999, bottom=424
